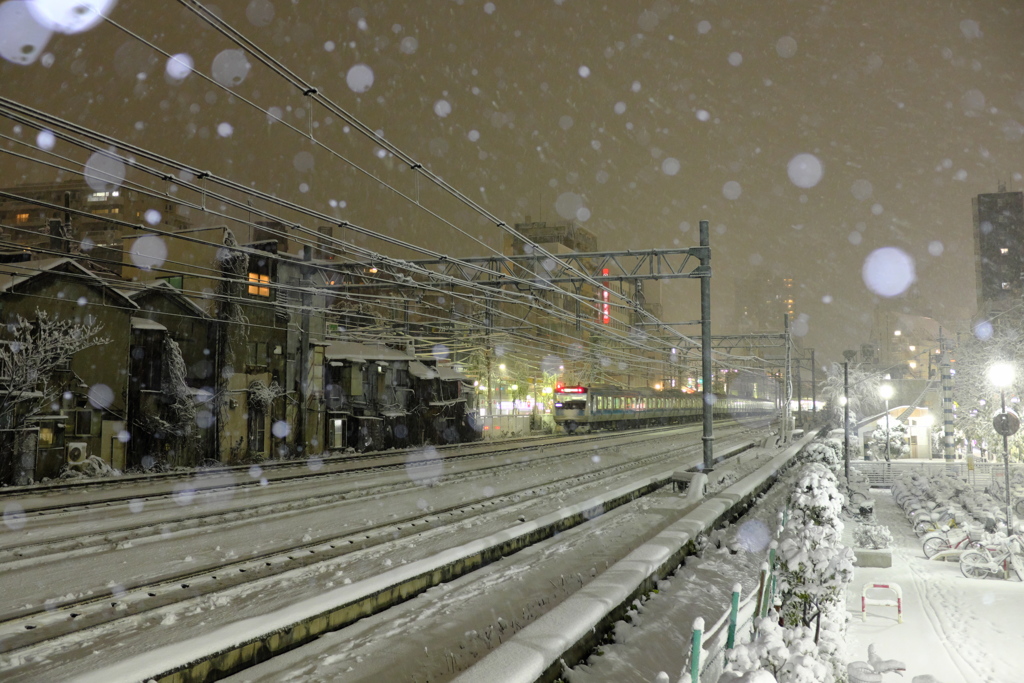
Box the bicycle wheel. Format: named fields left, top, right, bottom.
left=960, top=550, right=993, bottom=579
left=921, top=535, right=949, bottom=559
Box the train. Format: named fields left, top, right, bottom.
left=552, top=384, right=777, bottom=434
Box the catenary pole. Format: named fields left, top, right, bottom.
left=699, top=219, right=714, bottom=471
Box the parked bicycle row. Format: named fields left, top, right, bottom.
left=891, top=471, right=1002, bottom=558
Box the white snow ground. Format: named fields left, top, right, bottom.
left=845, top=489, right=1024, bottom=683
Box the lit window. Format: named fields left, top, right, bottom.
left=893, top=330, right=901, bottom=336
left=248, top=272, right=270, bottom=296
left=909, top=345, right=916, bottom=351
left=1000, top=248, right=1009, bottom=255
left=1002, top=282, right=1011, bottom=290
left=15, top=212, right=29, bottom=223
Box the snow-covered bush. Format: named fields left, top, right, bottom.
left=868, top=418, right=910, bottom=460
left=723, top=464, right=853, bottom=683
left=722, top=617, right=840, bottom=683
left=853, top=524, right=892, bottom=549
left=799, top=440, right=842, bottom=474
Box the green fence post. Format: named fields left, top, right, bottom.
left=690, top=617, right=704, bottom=683
left=727, top=583, right=741, bottom=649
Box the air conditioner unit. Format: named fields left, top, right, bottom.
left=66, top=442, right=89, bottom=465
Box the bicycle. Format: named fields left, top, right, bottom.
left=920, top=524, right=985, bottom=559
left=959, top=533, right=1024, bottom=581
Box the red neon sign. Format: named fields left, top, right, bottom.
left=558, top=386, right=587, bottom=394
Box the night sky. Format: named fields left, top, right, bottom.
left=2, top=0, right=1024, bottom=366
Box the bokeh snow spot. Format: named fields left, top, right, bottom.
left=293, top=151, right=314, bottom=172
left=578, top=65, right=590, bottom=78
left=36, top=129, right=55, bottom=150
left=346, top=63, right=374, bottom=92
left=211, top=49, right=251, bottom=87
left=928, top=240, right=944, bottom=256
left=432, top=343, right=449, bottom=360
left=851, top=179, right=873, bottom=201
left=734, top=519, right=771, bottom=552
left=0, top=1, right=52, bottom=66
left=172, top=483, right=196, bottom=506
left=555, top=192, right=585, bottom=220
left=129, top=234, right=167, bottom=271
left=661, top=158, right=680, bottom=176
left=722, top=180, right=741, bottom=200
left=776, top=36, right=798, bottom=58
left=973, top=320, right=993, bottom=341
left=728, top=52, right=742, bottom=66
left=3, top=502, right=26, bottom=531
left=307, top=456, right=324, bottom=471
left=246, top=0, right=274, bottom=26
left=406, top=447, right=443, bottom=485
left=695, top=109, right=710, bottom=122
left=27, top=0, right=116, bottom=34
left=862, top=247, right=915, bottom=297
left=786, top=153, right=823, bottom=188
left=88, top=383, right=114, bottom=409
left=468, top=129, right=480, bottom=142
left=272, top=421, right=290, bottom=438
left=217, top=122, right=233, bottom=137
left=433, top=99, right=452, bottom=117
left=128, top=499, right=144, bottom=514
left=165, top=53, right=193, bottom=81
left=84, top=150, right=126, bottom=192
left=400, top=36, right=418, bottom=54
left=144, top=209, right=161, bottom=225
left=697, top=20, right=711, bottom=34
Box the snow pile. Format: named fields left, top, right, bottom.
left=59, top=454, right=121, bottom=479
left=853, top=524, right=892, bottom=550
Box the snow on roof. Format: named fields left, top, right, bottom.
left=118, top=280, right=210, bottom=319
left=324, top=341, right=415, bottom=362
left=436, top=366, right=470, bottom=381
left=0, top=258, right=138, bottom=308
left=130, top=317, right=167, bottom=331
left=409, top=360, right=438, bottom=380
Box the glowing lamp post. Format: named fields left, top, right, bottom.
left=988, top=362, right=1018, bottom=532
left=879, top=384, right=894, bottom=461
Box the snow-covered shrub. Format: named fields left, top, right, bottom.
left=853, top=524, right=892, bottom=549
left=776, top=464, right=854, bottom=634
left=723, top=617, right=840, bottom=683
left=799, top=440, right=842, bottom=474
left=868, top=419, right=910, bottom=460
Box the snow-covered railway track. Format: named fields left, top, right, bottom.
left=1, top=422, right=726, bottom=518
left=0, top=430, right=760, bottom=678
left=0, top=422, right=757, bottom=568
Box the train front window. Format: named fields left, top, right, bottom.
left=560, top=400, right=586, bottom=410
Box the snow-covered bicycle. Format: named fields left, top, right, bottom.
left=959, top=533, right=1024, bottom=581
left=920, top=524, right=985, bottom=559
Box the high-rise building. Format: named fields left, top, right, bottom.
left=735, top=268, right=795, bottom=333
left=973, top=185, right=1024, bottom=316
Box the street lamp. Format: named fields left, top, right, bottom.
left=987, top=361, right=1017, bottom=532
left=879, top=383, right=894, bottom=461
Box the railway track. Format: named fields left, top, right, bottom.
left=0, top=422, right=771, bottom=681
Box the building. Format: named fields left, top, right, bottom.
left=972, top=185, right=1024, bottom=317
left=734, top=268, right=795, bottom=334
left=0, top=180, right=192, bottom=274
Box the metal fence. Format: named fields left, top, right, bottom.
left=852, top=459, right=1023, bottom=489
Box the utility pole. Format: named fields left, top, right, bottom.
left=783, top=313, right=791, bottom=443
left=844, top=361, right=850, bottom=481
left=940, top=327, right=955, bottom=464
left=297, top=245, right=312, bottom=456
